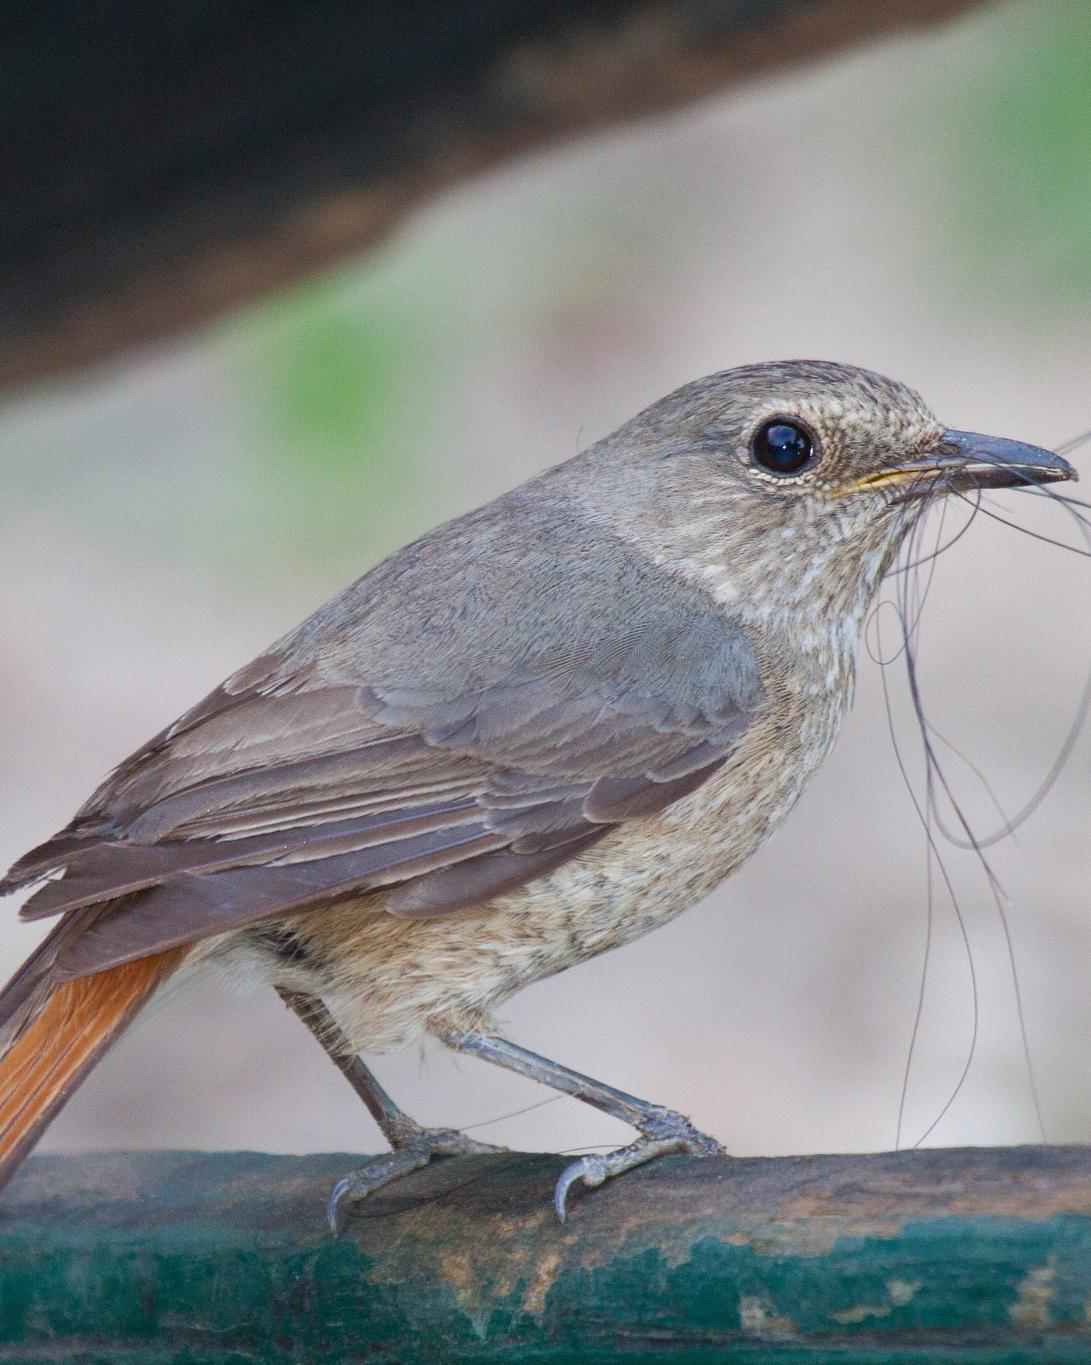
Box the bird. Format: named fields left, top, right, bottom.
left=0, top=360, right=1074, bottom=1228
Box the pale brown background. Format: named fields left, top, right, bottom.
left=1, top=0, right=1088, bottom=1163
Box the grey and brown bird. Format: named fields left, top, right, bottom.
left=0, top=360, right=1073, bottom=1225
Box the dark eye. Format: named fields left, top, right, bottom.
left=751, top=419, right=814, bottom=476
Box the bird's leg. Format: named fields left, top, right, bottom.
left=276, top=987, right=413, bottom=1142
left=276, top=988, right=503, bottom=1233
left=441, top=1029, right=724, bottom=1220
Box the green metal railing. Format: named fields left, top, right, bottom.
left=1, top=1145, right=1089, bottom=1361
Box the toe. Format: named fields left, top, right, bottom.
left=551, top=1128, right=725, bottom=1221
left=326, top=1132, right=502, bottom=1234
left=644, top=1111, right=725, bottom=1155
left=325, top=1148, right=428, bottom=1233
left=682, top=1130, right=726, bottom=1156
left=427, top=1128, right=506, bottom=1158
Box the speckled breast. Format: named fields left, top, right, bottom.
left=288, top=634, right=857, bottom=1054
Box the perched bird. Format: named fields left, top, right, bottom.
left=0, top=361, right=1073, bottom=1226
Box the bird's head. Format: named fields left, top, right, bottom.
left=583, top=360, right=1075, bottom=627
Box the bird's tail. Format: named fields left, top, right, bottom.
left=0, top=946, right=184, bottom=1192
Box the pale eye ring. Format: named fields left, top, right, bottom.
left=751, top=419, right=815, bottom=476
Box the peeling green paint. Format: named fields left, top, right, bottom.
left=0, top=1149, right=1089, bottom=1362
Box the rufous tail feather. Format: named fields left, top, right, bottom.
left=0, top=948, right=185, bottom=1192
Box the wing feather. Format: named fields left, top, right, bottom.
left=52, top=827, right=509, bottom=977
left=4, top=580, right=764, bottom=976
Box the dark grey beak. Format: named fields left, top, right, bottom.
left=838, top=430, right=1076, bottom=500
left=932, top=430, right=1077, bottom=491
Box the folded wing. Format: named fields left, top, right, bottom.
left=3, top=605, right=762, bottom=980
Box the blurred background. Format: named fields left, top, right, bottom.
left=1, top=0, right=1088, bottom=1163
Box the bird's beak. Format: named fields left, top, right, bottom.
left=837, top=430, right=1076, bottom=498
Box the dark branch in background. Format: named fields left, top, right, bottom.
left=4, top=1148, right=1090, bottom=1357
left=3, top=0, right=984, bottom=390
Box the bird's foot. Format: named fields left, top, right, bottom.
left=328, top=1127, right=504, bottom=1234
left=554, top=1109, right=724, bottom=1221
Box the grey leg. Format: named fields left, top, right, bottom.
left=276, top=987, right=414, bottom=1144
left=277, top=988, right=503, bottom=1233
left=442, top=1029, right=724, bottom=1220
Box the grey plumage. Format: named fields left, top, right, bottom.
left=8, top=485, right=764, bottom=976
left=0, top=359, right=1071, bottom=1216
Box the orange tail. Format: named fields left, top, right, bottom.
left=0, top=948, right=184, bottom=1191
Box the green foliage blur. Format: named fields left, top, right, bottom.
left=227, top=267, right=436, bottom=570
left=942, top=0, right=1091, bottom=309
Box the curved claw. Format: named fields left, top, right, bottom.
left=327, top=1176, right=355, bottom=1236
left=554, top=1153, right=608, bottom=1222
left=552, top=1121, right=726, bottom=1221
left=326, top=1130, right=506, bottom=1236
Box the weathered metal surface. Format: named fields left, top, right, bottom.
left=0, top=1146, right=1089, bottom=1361
left=2, top=0, right=986, bottom=389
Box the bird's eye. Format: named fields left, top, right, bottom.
left=751, top=419, right=814, bottom=476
